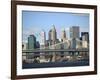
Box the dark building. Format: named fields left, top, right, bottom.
left=36, top=41, right=40, bottom=48
left=28, top=35, right=37, bottom=50
left=27, top=35, right=37, bottom=59
left=81, top=32, right=89, bottom=43
left=48, top=30, right=52, bottom=40
left=35, top=41, right=40, bottom=57
left=80, top=37, right=82, bottom=41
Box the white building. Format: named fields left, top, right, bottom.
left=82, top=41, right=88, bottom=48
left=40, top=30, right=46, bottom=60
left=61, top=28, right=68, bottom=42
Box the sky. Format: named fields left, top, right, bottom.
left=22, top=11, right=89, bottom=43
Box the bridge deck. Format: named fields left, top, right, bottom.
left=22, top=49, right=89, bottom=53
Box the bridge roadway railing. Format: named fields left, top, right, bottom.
left=22, top=48, right=89, bottom=56
left=22, top=49, right=89, bottom=53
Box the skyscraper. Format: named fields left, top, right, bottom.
left=81, top=32, right=89, bottom=48
left=51, top=25, right=57, bottom=41
left=48, top=30, right=52, bottom=40
left=70, top=26, right=80, bottom=39
left=40, top=30, right=46, bottom=46
left=61, top=28, right=67, bottom=42
left=48, top=25, right=58, bottom=62
left=28, top=35, right=36, bottom=50
left=71, top=38, right=77, bottom=49
left=48, top=25, right=58, bottom=46
left=48, top=25, right=57, bottom=41
left=27, top=35, right=37, bottom=61
left=40, top=30, right=46, bottom=59
left=81, top=32, right=89, bottom=43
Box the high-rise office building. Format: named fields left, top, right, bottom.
left=70, top=26, right=80, bottom=39
left=81, top=32, right=89, bottom=43
left=40, top=30, right=46, bottom=59
left=48, top=25, right=58, bottom=46
left=71, top=38, right=77, bottom=49
left=28, top=35, right=36, bottom=50
left=40, top=30, right=46, bottom=46
left=81, top=32, right=89, bottom=48
left=48, top=25, right=58, bottom=62
left=48, top=30, right=52, bottom=40
left=26, top=35, right=36, bottom=62
left=51, top=25, right=57, bottom=41
left=48, top=25, right=57, bottom=41
left=61, top=29, right=67, bottom=42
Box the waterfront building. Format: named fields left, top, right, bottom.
left=40, top=30, right=46, bottom=60
left=27, top=35, right=37, bottom=62
left=51, top=25, right=57, bottom=41
left=36, top=41, right=40, bottom=58
left=48, top=25, right=57, bottom=41
left=71, top=38, right=77, bottom=49
left=48, top=25, right=59, bottom=62
left=82, top=41, right=88, bottom=48
left=61, top=28, right=67, bottom=42
left=76, top=38, right=82, bottom=49
left=70, top=26, right=80, bottom=39
left=48, top=30, right=52, bottom=41
left=28, top=35, right=36, bottom=50
left=81, top=32, right=89, bottom=43
left=81, top=32, right=89, bottom=48
left=40, top=30, right=46, bottom=46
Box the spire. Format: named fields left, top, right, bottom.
left=52, top=24, right=56, bottom=30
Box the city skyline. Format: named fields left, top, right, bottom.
left=23, top=25, right=89, bottom=44
left=22, top=25, right=89, bottom=64
left=22, top=11, right=89, bottom=43
left=24, top=26, right=89, bottom=50
left=22, top=11, right=89, bottom=67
